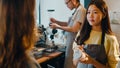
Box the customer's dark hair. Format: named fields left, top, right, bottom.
left=0, top=0, right=36, bottom=68
left=77, top=0, right=80, bottom=2
left=76, top=0, right=113, bottom=45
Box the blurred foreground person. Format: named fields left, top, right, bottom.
left=0, top=0, right=41, bottom=68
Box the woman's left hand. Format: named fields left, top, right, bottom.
left=79, top=52, right=95, bottom=64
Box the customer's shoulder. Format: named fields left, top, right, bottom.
left=23, top=55, right=41, bottom=68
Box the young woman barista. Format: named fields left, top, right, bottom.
left=73, top=0, right=120, bottom=68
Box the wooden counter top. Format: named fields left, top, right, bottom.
left=36, top=51, right=63, bottom=63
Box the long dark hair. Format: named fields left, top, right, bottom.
left=76, top=0, right=113, bottom=45
left=77, top=0, right=80, bottom=2
left=0, top=0, right=36, bottom=67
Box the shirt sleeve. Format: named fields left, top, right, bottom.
left=72, top=5, right=86, bottom=24
left=73, top=42, right=82, bottom=59
left=105, top=35, right=120, bottom=68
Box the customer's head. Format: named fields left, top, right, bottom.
left=76, top=0, right=113, bottom=45
left=0, top=0, right=36, bottom=67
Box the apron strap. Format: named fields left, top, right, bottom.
left=101, top=32, right=105, bottom=45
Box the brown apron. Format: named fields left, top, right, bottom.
left=83, top=32, right=107, bottom=67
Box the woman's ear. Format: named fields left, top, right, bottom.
left=71, top=0, right=76, bottom=5
left=102, top=14, right=106, bottom=19
left=102, top=13, right=106, bottom=19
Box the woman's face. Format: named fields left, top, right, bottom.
left=65, top=0, right=74, bottom=10
left=87, top=5, right=103, bottom=27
